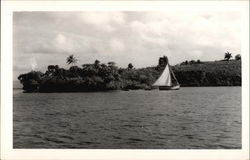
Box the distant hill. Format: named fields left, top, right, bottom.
left=172, top=60, right=241, bottom=86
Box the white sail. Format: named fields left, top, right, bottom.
left=169, top=67, right=179, bottom=85
left=153, top=64, right=172, bottom=86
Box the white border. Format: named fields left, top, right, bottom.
left=1, top=1, right=249, bottom=160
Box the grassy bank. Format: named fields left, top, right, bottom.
left=172, top=60, right=241, bottom=86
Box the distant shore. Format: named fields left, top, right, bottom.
left=17, top=58, right=241, bottom=93
left=173, top=60, right=241, bottom=87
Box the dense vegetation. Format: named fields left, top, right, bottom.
left=18, top=54, right=241, bottom=92
left=174, top=60, right=241, bottom=86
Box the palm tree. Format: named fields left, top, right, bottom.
left=224, top=51, right=232, bottom=61
left=66, top=55, right=77, bottom=66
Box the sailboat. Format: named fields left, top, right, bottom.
left=153, top=62, right=180, bottom=90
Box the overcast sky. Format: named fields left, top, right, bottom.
left=13, top=11, right=241, bottom=79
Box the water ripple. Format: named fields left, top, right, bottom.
left=13, top=87, right=241, bottom=149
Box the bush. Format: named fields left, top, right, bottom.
left=235, top=54, right=241, bottom=60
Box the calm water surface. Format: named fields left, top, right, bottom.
left=13, top=87, right=241, bottom=149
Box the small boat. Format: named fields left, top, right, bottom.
left=153, top=58, right=180, bottom=90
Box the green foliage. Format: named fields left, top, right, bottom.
left=18, top=56, right=241, bottom=92
left=94, top=59, right=100, bottom=67
left=180, top=60, right=202, bottom=65
left=224, top=51, right=232, bottom=61
left=66, top=55, right=77, bottom=65
left=18, top=71, right=44, bottom=92
left=128, top=63, right=133, bottom=69
left=108, top=61, right=116, bottom=67
left=18, top=59, right=123, bottom=92
left=190, top=60, right=195, bottom=64
left=158, top=56, right=169, bottom=67
left=173, top=60, right=241, bottom=86
left=180, top=60, right=189, bottom=65
left=119, top=67, right=158, bottom=90
left=235, top=54, right=241, bottom=60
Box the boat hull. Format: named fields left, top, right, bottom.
left=159, top=85, right=180, bottom=90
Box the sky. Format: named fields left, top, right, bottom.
left=13, top=11, right=241, bottom=79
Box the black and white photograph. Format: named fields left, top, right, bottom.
left=1, top=1, right=249, bottom=160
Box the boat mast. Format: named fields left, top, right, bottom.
left=169, top=66, right=179, bottom=84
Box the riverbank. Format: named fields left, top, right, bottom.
left=173, top=60, right=241, bottom=86
left=17, top=59, right=241, bottom=92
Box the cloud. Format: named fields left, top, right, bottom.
left=13, top=11, right=241, bottom=79
left=76, top=12, right=125, bottom=32
left=109, top=39, right=125, bottom=52
left=55, top=34, right=66, bottom=44
left=79, top=12, right=125, bottom=25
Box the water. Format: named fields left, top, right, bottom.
left=13, top=87, right=241, bottom=149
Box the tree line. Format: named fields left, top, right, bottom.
left=180, top=52, right=241, bottom=66
left=18, top=52, right=241, bottom=92
left=18, top=55, right=159, bottom=92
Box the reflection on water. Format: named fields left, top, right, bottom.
left=13, top=87, right=241, bottom=149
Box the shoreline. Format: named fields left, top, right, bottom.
left=13, top=85, right=242, bottom=93
left=17, top=59, right=241, bottom=93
